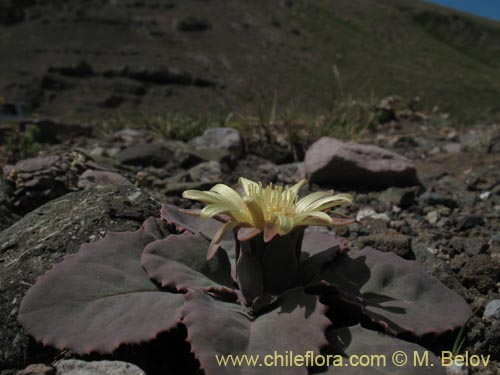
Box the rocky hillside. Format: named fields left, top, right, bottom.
left=1, top=0, right=500, bottom=122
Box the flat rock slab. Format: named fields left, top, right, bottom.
left=54, top=360, right=145, bottom=375
left=0, top=185, right=160, bottom=370
left=115, top=144, right=170, bottom=167
left=304, top=137, right=421, bottom=189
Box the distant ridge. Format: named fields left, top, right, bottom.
left=1, top=0, right=499, bottom=122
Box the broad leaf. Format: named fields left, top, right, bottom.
left=18, top=218, right=184, bottom=354
left=161, top=204, right=222, bottom=237
left=297, top=231, right=349, bottom=286
left=326, top=325, right=445, bottom=374
left=142, top=231, right=235, bottom=294
left=310, top=247, right=471, bottom=336
left=182, top=288, right=330, bottom=375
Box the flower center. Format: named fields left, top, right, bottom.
left=248, top=183, right=298, bottom=221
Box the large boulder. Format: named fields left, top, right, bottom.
left=0, top=185, right=160, bottom=370
left=304, top=137, right=421, bottom=189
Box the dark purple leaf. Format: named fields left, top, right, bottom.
left=326, top=325, right=445, bottom=374
left=161, top=204, right=222, bottom=236
left=182, top=288, right=330, bottom=375
left=311, top=247, right=471, bottom=337
left=18, top=218, right=184, bottom=354
left=142, top=231, right=235, bottom=294
left=297, top=231, right=348, bottom=286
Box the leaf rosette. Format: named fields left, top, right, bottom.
left=18, top=178, right=471, bottom=375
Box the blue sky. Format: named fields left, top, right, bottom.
left=424, top=0, right=500, bottom=21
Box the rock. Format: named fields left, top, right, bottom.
left=165, top=180, right=217, bottom=196
left=276, top=162, right=304, bottom=184
left=186, top=161, right=222, bottom=182
left=412, top=243, right=467, bottom=296
left=480, top=319, right=500, bottom=360
left=456, top=214, right=485, bottom=232
left=189, top=127, right=244, bottom=161
left=487, top=133, right=500, bottom=153
left=483, top=300, right=500, bottom=320
left=187, top=148, right=233, bottom=165
left=177, top=17, right=211, bottom=32
left=54, top=360, right=145, bottom=375
left=0, top=186, right=160, bottom=369
left=113, top=129, right=153, bottom=143
left=355, top=232, right=413, bottom=259
left=15, top=364, right=54, bottom=375
left=445, top=364, right=468, bottom=375
left=418, top=192, right=458, bottom=209
left=48, top=61, right=94, bottom=78
left=426, top=210, right=439, bottom=225
left=104, top=65, right=215, bottom=87
left=379, top=187, right=417, bottom=209
left=356, top=208, right=390, bottom=222
left=115, top=144, right=170, bottom=167
left=463, top=238, right=488, bottom=256
left=3, top=152, right=90, bottom=215
left=458, top=254, right=500, bottom=293
left=304, top=137, right=420, bottom=189
left=77, top=170, right=133, bottom=189
left=449, top=237, right=464, bottom=254
left=443, top=142, right=461, bottom=154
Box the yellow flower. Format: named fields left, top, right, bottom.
left=182, top=178, right=353, bottom=259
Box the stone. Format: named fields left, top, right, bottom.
left=458, top=254, right=500, bottom=293
left=48, top=61, right=94, bottom=78
left=443, top=142, right=461, bottom=154
left=355, top=232, right=413, bottom=259
left=487, top=133, right=500, bottom=153
left=379, top=187, right=417, bottom=209
left=463, top=238, right=488, bottom=256
left=412, top=243, right=467, bottom=296
left=456, top=215, right=485, bottom=232
left=304, top=137, right=420, bottom=189
left=187, top=161, right=222, bottom=182
left=418, top=192, right=458, bottom=209
left=187, top=148, right=233, bottom=165
left=483, top=299, right=500, bottom=320
left=3, top=152, right=90, bottom=215
left=189, top=127, right=244, bottom=161
left=356, top=208, right=390, bottom=222
left=0, top=186, right=160, bottom=369
left=115, top=144, right=169, bottom=167
left=15, top=364, right=54, bottom=375
left=54, top=360, right=145, bottom=375
left=426, top=211, right=439, bottom=224
left=77, top=170, right=133, bottom=189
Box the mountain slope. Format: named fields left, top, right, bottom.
left=1, top=0, right=499, bottom=122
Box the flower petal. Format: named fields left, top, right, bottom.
left=238, top=177, right=259, bottom=196
left=295, top=191, right=334, bottom=212
left=274, top=214, right=296, bottom=235
left=295, top=211, right=333, bottom=226
left=286, top=179, right=307, bottom=196
left=207, top=221, right=238, bottom=260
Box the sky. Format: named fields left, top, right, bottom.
left=424, top=0, right=500, bottom=21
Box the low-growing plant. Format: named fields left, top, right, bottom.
left=19, top=179, right=471, bottom=374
